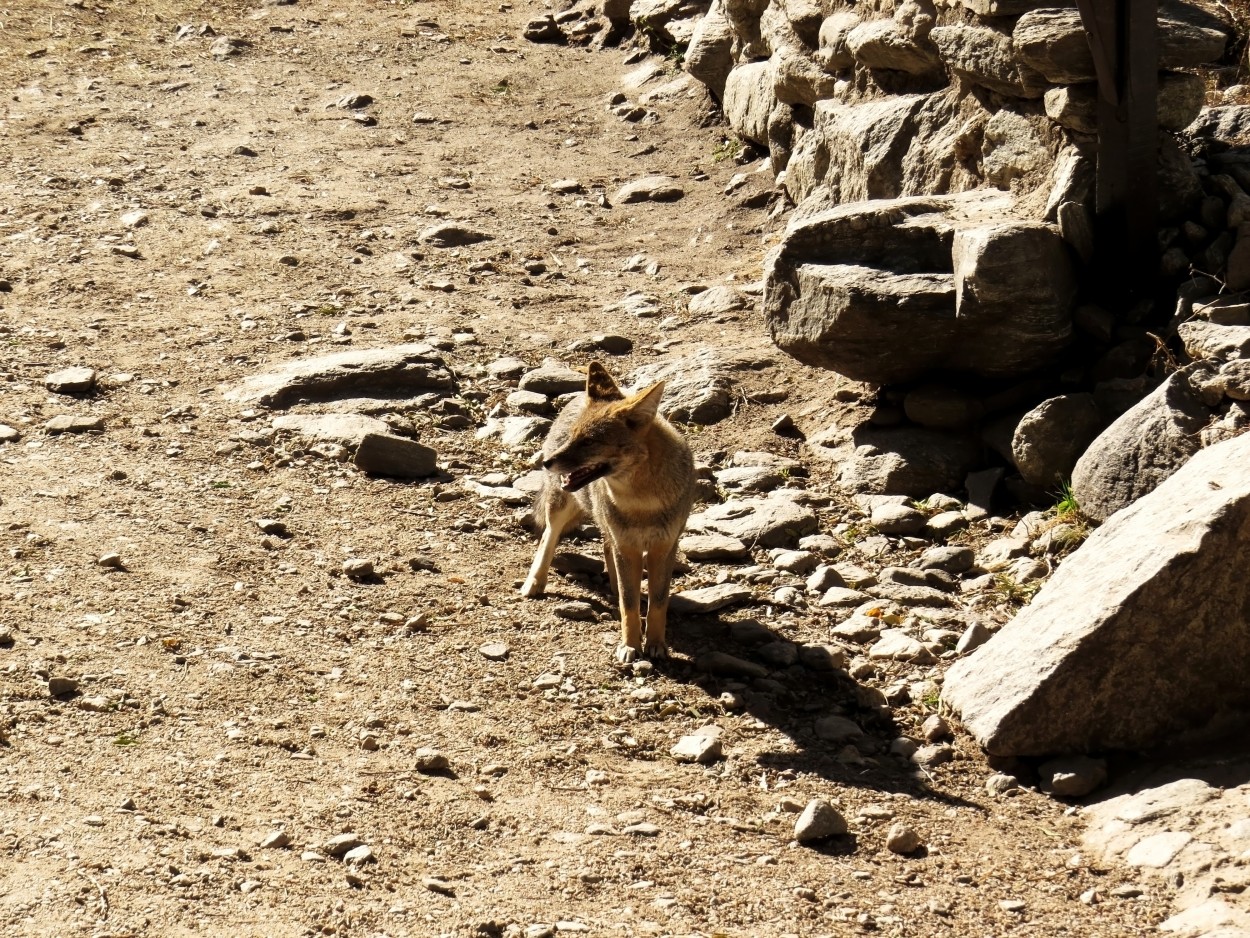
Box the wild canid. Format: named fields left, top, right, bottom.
left=521, top=361, right=695, bottom=663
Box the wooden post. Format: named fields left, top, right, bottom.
left=1075, top=0, right=1158, bottom=307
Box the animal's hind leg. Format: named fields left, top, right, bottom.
left=521, top=488, right=581, bottom=598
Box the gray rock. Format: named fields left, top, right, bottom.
left=929, top=24, right=1045, bottom=98
left=757, top=640, right=799, bottom=667
left=628, top=348, right=736, bottom=425
left=845, top=20, right=941, bottom=75
left=695, top=651, right=769, bottom=678
left=828, top=426, right=982, bottom=497
left=45, top=415, right=104, bottom=434
left=921, top=714, right=952, bottom=742
left=684, top=5, right=734, bottom=99
left=1179, top=321, right=1250, bottom=363
left=518, top=358, right=585, bottom=396
left=342, top=558, right=374, bottom=580
left=507, top=389, right=551, bottom=414
left=885, top=823, right=923, bottom=855
left=918, top=545, right=975, bottom=574
left=670, top=733, right=723, bottom=764
left=1222, top=359, right=1250, bottom=400
left=869, top=629, right=937, bottom=663
left=522, top=14, right=565, bottom=43
left=1014, top=3, right=1230, bottom=84
left=44, top=367, right=97, bottom=395
left=670, top=583, right=753, bottom=614
left=47, top=676, right=78, bottom=697
left=1045, top=72, right=1206, bottom=135
left=798, top=643, right=848, bottom=671
left=813, top=715, right=864, bottom=742
left=773, top=44, right=836, bottom=109
left=479, top=642, right=510, bottom=661
left=793, top=799, right=848, bottom=843
left=903, top=385, right=984, bottom=430
left=681, top=533, right=751, bottom=562
left=956, top=621, right=993, bottom=654
left=806, top=564, right=845, bottom=593
left=614, top=175, right=685, bottom=204
left=943, top=431, right=1250, bottom=756
left=817, top=10, right=860, bottom=70
left=688, top=495, right=818, bottom=548
left=419, top=222, right=492, bottom=247
left=1011, top=394, right=1103, bottom=488
left=911, top=743, right=953, bottom=766
left=353, top=433, right=438, bottom=478
left=925, top=510, right=968, bottom=539
left=1039, top=755, right=1108, bottom=797
left=324, top=833, right=363, bottom=857
left=271, top=413, right=390, bottom=448
left=723, top=60, right=775, bottom=145
left=822, top=587, right=874, bottom=611
left=0, top=424, right=19, bottom=443
left=871, top=502, right=926, bottom=535
left=1072, top=370, right=1212, bottom=523
left=487, top=356, right=529, bottom=380
left=688, top=286, right=748, bottom=318
left=715, top=466, right=784, bottom=493
left=477, top=416, right=552, bottom=449
left=553, top=601, right=597, bottom=621
left=224, top=344, right=453, bottom=408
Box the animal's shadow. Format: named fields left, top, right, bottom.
left=543, top=546, right=979, bottom=810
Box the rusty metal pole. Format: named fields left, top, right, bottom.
left=1076, top=0, right=1159, bottom=308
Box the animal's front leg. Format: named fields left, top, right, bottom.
left=521, top=490, right=580, bottom=598
left=643, top=538, right=679, bottom=659
left=611, top=544, right=644, bottom=663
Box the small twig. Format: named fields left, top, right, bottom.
left=78, top=869, right=109, bottom=920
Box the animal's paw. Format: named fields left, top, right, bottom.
left=520, top=577, right=545, bottom=598
left=614, top=644, right=638, bottom=665
left=643, top=640, right=669, bottom=661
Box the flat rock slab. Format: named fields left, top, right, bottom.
left=44, top=367, right=97, bottom=394
left=225, top=345, right=454, bottom=409
left=419, top=222, right=492, bottom=247
left=628, top=348, right=740, bottom=425
left=518, top=358, right=585, bottom=396
left=688, top=495, right=819, bottom=549
left=352, top=432, right=438, bottom=478
left=615, top=175, right=685, bottom=204
left=669, top=583, right=753, bottom=614
left=45, top=415, right=104, bottom=434
left=943, top=431, right=1250, bottom=756
left=679, top=533, right=751, bottom=562
left=271, top=413, right=390, bottom=447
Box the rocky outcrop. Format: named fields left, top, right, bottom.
left=943, top=430, right=1250, bottom=756
left=766, top=192, right=1074, bottom=385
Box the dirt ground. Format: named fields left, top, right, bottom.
left=0, top=2, right=1174, bottom=935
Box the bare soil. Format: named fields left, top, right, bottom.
left=0, top=2, right=1170, bottom=935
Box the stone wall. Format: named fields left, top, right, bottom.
left=612, top=0, right=1250, bottom=505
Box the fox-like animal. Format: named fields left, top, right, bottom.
left=521, top=361, right=695, bottom=663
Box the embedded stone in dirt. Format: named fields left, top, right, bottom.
left=688, top=494, right=819, bottom=548
left=614, top=175, right=685, bottom=204
left=271, top=413, right=390, bottom=448
left=688, top=286, right=748, bottom=318
left=679, top=533, right=750, bottom=562
left=419, top=222, right=493, bottom=247
left=223, top=344, right=453, bottom=408
left=885, top=823, right=923, bottom=855
left=671, top=733, right=723, bottom=764
left=45, top=415, right=104, bottom=434
left=352, top=432, right=438, bottom=479
left=342, top=558, right=374, bottom=580
left=479, top=642, right=510, bottom=661
left=0, top=424, right=20, bottom=443
left=518, top=358, right=585, bottom=396
left=44, top=367, right=97, bottom=395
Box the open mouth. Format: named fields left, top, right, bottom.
left=562, top=463, right=610, bottom=492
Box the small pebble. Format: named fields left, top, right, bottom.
left=97, top=552, right=124, bottom=569
left=479, top=641, right=511, bottom=661
left=414, top=748, right=450, bottom=772
left=793, top=799, right=847, bottom=844
left=342, top=557, right=374, bottom=580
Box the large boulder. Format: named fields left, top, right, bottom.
left=684, top=4, right=735, bottom=99
left=929, top=24, right=1046, bottom=99
left=943, top=431, right=1250, bottom=756
left=1071, top=369, right=1213, bottom=523
left=1011, top=394, right=1103, bottom=488
left=766, top=194, right=1077, bottom=385
left=723, top=60, right=776, bottom=145
left=845, top=20, right=942, bottom=76
left=1014, top=2, right=1230, bottom=84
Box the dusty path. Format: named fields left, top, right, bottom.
left=0, top=2, right=1168, bottom=935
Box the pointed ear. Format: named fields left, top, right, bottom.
left=624, top=380, right=665, bottom=425
left=586, top=361, right=624, bottom=401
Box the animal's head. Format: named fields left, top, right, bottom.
left=542, top=362, right=666, bottom=492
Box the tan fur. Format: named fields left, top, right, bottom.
left=521, top=362, right=695, bottom=663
